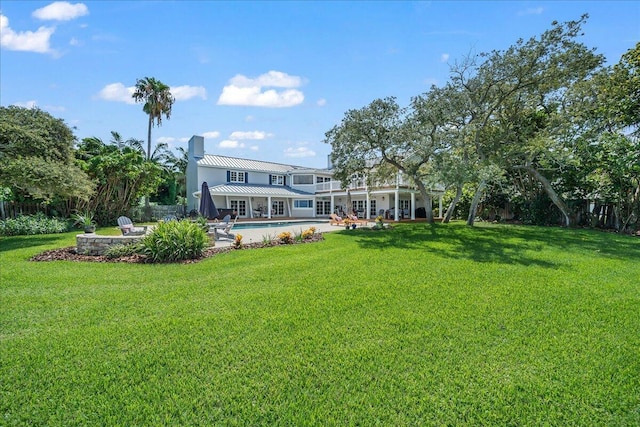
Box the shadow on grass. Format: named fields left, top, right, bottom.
left=0, top=234, right=68, bottom=253
left=350, top=222, right=640, bottom=268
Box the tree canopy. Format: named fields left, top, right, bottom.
left=325, top=16, right=639, bottom=232
left=0, top=106, right=94, bottom=201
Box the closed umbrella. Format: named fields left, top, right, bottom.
left=199, top=182, right=219, bottom=219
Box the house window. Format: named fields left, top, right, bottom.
left=370, top=200, right=377, bottom=216
left=294, top=200, right=314, bottom=208
left=316, top=176, right=331, bottom=183
left=229, top=171, right=246, bottom=183
left=271, top=175, right=285, bottom=185
left=293, top=174, right=314, bottom=185
left=400, top=200, right=411, bottom=210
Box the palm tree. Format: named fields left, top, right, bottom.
left=132, top=77, right=175, bottom=218
left=131, top=77, right=175, bottom=160
left=109, top=131, right=144, bottom=153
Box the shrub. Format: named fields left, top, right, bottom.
left=142, top=220, right=208, bottom=262
left=194, top=215, right=209, bottom=231
left=0, top=213, right=70, bottom=236
left=277, top=231, right=293, bottom=244
left=301, top=227, right=316, bottom=240
left=104, top=243, right=143, bottom=259
left=233, top=233, right=243, bottom=248
left=261, top=233, right=274, bottom=245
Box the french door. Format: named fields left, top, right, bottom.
left=230, top=200, right=247, bottom=217
left=272, top=200, right=284, bottom=216
left=316, top=200, right=331, bottom=215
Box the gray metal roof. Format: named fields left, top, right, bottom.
left=197, top=154, right=331, bottom=175
left=208, top=183, right=314, bottom=198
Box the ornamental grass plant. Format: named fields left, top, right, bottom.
left=2, top=222, right=639, bottom=425
left=141, top=219, right=208, bottom=262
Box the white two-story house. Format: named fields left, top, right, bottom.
left=186, top=135, right=443, bottom=221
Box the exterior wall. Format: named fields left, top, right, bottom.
left=76, top=234, right=143, bottom=256
left=198, top=168, right=227, bottom=187
left=291, top=207, right=315, bottom=217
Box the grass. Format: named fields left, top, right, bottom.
left=1, top=222, right=639, bottom=426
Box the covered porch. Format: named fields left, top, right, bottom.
left=192, top=183, right=318, bottom=219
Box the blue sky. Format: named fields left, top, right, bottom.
left=1, top=1, right=638, bottom=169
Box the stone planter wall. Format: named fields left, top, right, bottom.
left=76, top=234, right=144, bottom=256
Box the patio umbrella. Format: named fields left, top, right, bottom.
left=199, top=181, right=219, bottom=219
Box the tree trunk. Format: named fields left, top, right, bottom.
left=414, top=180, right=434, bottom=223
left=525, top=166, right=571, bottom=227
left=443, top=184, right=462, bottom=223
left=144, top=116, right=153, bottom=220
left=466, top=180, right=486, bottom=226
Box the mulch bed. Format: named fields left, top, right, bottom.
left=30, top=234, right=325, bottom=264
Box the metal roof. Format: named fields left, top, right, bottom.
left=207, top=183, right=314, bottom=198
left=197, top=154, right=331, bottom=175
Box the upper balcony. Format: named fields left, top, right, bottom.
left=315, top=175, right=414, bottom=193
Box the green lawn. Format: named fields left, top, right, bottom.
left=1, top=223, right=639, bottom=426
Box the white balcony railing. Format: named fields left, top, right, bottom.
left=315, top=175, right=414, bottom=193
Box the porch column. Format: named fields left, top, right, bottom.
left=394, top=189, right=400, bottom=221
left=411, top=193, right=416, bottom=220
left=267, top=196, right=272, bottom=219
left=439, top=195, right=443, bottom=218
left=330, top=195, right=335, bottom=215
left=366, top=193, right=371, bottom=219
left=248, top=198, right=254, bottom=218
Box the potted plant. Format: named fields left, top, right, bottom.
left=72, top=210, right=96, bottom=233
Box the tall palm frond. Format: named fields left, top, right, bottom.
left=131, top=77, right=175, bottom=160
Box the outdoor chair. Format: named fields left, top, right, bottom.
left=347, top=214, right=368, bottom=226
left=208, top=214, right=231, bottom=230
left=330, top=213, right=346, bottom=226
left=117, top=216, right=148, bottom=236
left=212, top=215, right=238, bottom=240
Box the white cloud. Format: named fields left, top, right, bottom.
left=317, top=98, right=327, bottom=107
left=230, top=70, right=303, bottom=88
left=202, top=131, right=220, bottom=139
left=171, top=85, right=207, bottom=101
left=250, top=145, right=259, bottom=151
left=33, top=2, right=89, bottom=21
left=284, top=146, right=316, bottom=158
left=0, top=14, right=55, bottom=54
left=69, top=37, right=80, bottom=46
left=219, top=140, right=245, bottom=149
left=229, top=131, right=271, bottom=140
left=440, top=53, right=449, bottom=62
left=97, top=82, right=205, bottom=104
left=96, top=83, right=136, bottom=104
left=217, top=70, right=305, bottom=107
left=517, top=7, right=544, bottom=16
left=12, top=100, right=38, bottom=109
left=245, top=115, right=255, bottom=122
